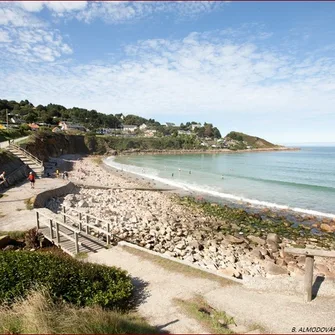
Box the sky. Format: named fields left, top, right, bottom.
left=1, top=1, right=335, bottom=144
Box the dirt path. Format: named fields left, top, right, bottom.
left=88, top=246, right=335, bottom=334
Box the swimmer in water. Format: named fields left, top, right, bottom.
left=189, top=170, right=191, bottom=174
left=172, top=173, right=174, bottom=177
left=221, top=175, right=224, bottom=179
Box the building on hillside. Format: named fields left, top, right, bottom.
left=10, top=117, right=24, bottom=124
left=165, top=122, right=176, bottom=127
left=178, top=130, right=192, bottom=135
left=28, top=123, right=39, bottom=131
left=122, top=125, right=138, bottom=132
left=59, top=121, right=87, bottom=132
left=139, top=123, right=147, bottom=130
left=144, top=129, right=157, bottom=137
left=191, top=123, right=202, bottom=130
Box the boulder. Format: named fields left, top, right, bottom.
left=264, top=261, right=287, bottom=276
left=320, top=223, right=334, bottom=233
left=225, top=235, right=245, bottom=244
left=266, top=233, right=279, bottom=244
left=78, top=200, right=89, bottom=208
left=219, top=266, right=241, bottom=278
left=247, top=235, right=266, bottom=245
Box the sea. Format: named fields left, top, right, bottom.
left=104, top=147, right=335, bottom=219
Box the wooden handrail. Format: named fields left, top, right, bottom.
left=62, top=211, right=112, bottom=236
left=36, top=210, right=80, bottom=234
left=62, top=205, right=111, bottom=226
left=284, top=248, right=335, bottom=258
left=284, top=247, right=335, bottom=302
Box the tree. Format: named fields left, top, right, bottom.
left=213, top=127, right=221, bottom=139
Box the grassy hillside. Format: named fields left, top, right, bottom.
left=223, top=131, right=277, bottom=150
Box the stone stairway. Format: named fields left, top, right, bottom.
left=6, top=144, right=44, bottom=177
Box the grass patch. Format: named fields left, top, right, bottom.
left=0, top=290, right=159, bottom=334
left=74, top=252, right=88, bottom=260
left=121, top=245, right=236, bottom=287
left=24, top=198, right=34, bottom=210
left=174, top=295, right=235, bottom=334
left=0, top=230, right=25, bottom=240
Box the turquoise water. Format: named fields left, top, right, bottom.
left=105, top=147, right=335, bottom=217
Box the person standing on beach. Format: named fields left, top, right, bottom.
left=56, top=169, right=59, bottom=178
left=28, top=171, right=35, bottom=189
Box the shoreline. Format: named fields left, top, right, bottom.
left=114, top=146, right=300, bottom=157
left=46, top=154, right=335, bottom=280
left=103, top=155, right=335, bottom=222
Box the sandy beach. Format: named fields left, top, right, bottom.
left=44, top=154, right=335, bottom=281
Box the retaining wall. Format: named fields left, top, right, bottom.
left=33, top=181, right=77, bottom=208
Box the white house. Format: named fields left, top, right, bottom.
left=122, top=125, right=138, bottom=132
left=139, top=123, right=147, bottom=130
left=178, top=130, right=192, bottom=135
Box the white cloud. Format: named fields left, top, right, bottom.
left=1, top=29, right=335, bottom=141
left=0, top=29, right=11, bottom=42
left=18, top=1, right=87, bottom=13
left=0, top=4, right=72, bottom=63
left=15, top=1, right=226, bottom=24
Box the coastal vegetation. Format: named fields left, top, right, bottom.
left=0, top=99, right=221, bottom=139
left=0, top=251, right=133, bottom=309
left=223, top=131, right=277, bottom=150
left=177, top=196, right=335, bottom=250
left=0, top=290, right=158, bottom=334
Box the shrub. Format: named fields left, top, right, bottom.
left=0, top=251, right=133, bottom=310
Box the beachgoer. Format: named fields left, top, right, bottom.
left=189, top=170, right=191, bottom=174
left=64, top=171, right=69, bottom=180
left=221, top=175, right=224, bottom=179
left=172, top=173, right=174, bottom=177
left=28, top=172, right=35, bottom=189
left=62, top=171, right=65, bottom=179
left=56, top=169, right=59, bottom=178
left=0, top=171, right=6, bottom=182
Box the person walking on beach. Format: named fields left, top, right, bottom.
left=64, top=171, right=69, bottom=180
left=56, top=169, right=59, bottom=178
left=28, top=171, right=35, bottom=189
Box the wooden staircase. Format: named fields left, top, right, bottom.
left=6, top=143, right=44, bottom=177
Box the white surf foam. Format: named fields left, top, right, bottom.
left=104, top=157, right=335, bottom=219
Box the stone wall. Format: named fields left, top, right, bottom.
left=0, top=151, right=28, bottom=190
left=33, top=182, right=77, bottom=208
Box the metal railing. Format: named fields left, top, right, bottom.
left=8, top=143, right=43, bottom=166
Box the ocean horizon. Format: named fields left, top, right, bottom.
left=104, top=146, right=335, bottom=219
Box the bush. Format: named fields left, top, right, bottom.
left=0, top=251, right=133, bottom=310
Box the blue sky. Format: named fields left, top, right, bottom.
left=1, top=1, right=335, bottom=144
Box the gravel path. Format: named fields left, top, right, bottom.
left=0, top=178, right=66, bottom=231
left=89, top=245, right=335, bottom=334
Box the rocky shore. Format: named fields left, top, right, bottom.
left=46, top=155, right=335, bottom=280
